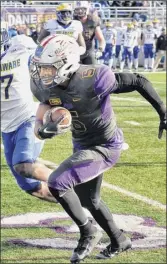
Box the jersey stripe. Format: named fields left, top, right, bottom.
left=41, top=35, right=56, bottom=47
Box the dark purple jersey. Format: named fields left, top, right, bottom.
left=31, top=65, right=123, bottom=149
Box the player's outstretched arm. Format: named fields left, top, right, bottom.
left=113, top=73, right=166, bottom=139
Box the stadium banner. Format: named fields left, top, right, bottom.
left=1, top=4, right=111, bottom=33
left=1, top=6, right=57, bottom=33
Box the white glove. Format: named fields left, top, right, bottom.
left=95, top=49, right=103, bottom=59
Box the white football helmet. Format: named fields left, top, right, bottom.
left=74, top=1, right=90, bottom=18
left=31, top=34, right=81, bottom=89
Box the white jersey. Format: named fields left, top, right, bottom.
left=1, top=44, right=36, bottom=133
left=115, top=26, right=127, bottom=45
left=44, top=19, right=83, bottom=40
left=123, top=30, right=137, bottom=48
left=102, top=28, right=117, bottom=44
left=143, top=29, right=157, bottom=44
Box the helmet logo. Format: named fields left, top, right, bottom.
left=34, top=45, right=43, bottom=59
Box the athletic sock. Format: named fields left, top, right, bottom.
left=79, top=219, right=97, bottom=236
left=89, top=200, right=125, bottom=244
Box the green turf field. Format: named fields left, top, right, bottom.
left=1, top=72, right=166, bottom=263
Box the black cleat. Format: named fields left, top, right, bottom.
left=70, top=229, right=102, bottom=263
left=96, top=236, right=132, bottom=259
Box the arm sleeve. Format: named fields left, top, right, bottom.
left=94, top=65, right=117, bottom=98
left=113, top=73, right=166, bottom=118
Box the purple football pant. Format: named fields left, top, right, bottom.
left=48, top=144, right=121, bottom=193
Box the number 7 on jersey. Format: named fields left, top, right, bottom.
left=1, top=74, right=13, bottom=99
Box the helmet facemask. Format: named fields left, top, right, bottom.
left=74, top=7, right=88, bottom=18
left=147, top=25, right=152, bottom=31
left=30, top=58, right=69, bottom=90
left=57, top=10, right=73, bottom=25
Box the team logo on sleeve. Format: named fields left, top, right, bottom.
left=49, top=98, right=62, bottom=105
left=81, top=68, right=95, bottom=78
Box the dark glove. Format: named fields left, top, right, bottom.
left=158, top=112, right=167, bottom=139
left=37, top=115, right=71, bottom=140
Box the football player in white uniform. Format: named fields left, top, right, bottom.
left=101, top=21, right=117, bottom=68
left=1, top=21, right=57, bottom=203
left=120, top=23, right=137, bottom=72
left=113, top=21, right=126, bottom=70
left=132, top=21, right=142, bottom=71
left=38, top=3, right=86, bottom=55
left=142, top=21, right=157, bottom=71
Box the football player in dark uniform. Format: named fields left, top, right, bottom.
left=30, top=35, right=166, bottom=263
left=73, top=1, right=105, bottom=64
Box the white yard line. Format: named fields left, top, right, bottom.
left=102, top=181, right=166, bottom=211
left=124, top=121, right=141, bottom=126
left=112, top=96, right=149, bottom=104
left=141, top=71, right=166, bottom=74
left=152, top=82, right=166, bottom=84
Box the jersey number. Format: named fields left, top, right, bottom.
left=70, top=111, right=86, bottom=133
left=1, top=74, right=13, bottom=99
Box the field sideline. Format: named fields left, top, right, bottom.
left=1, top=72, right=166, bottom=263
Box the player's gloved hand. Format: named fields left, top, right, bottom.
left=158, top=112, right=167, bottom=139
left=95, top=49, right=103, bottom=59
left=37, top=116, right=70, bottom=140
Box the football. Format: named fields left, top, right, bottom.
left=43, top=107, right=72, bottom=127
